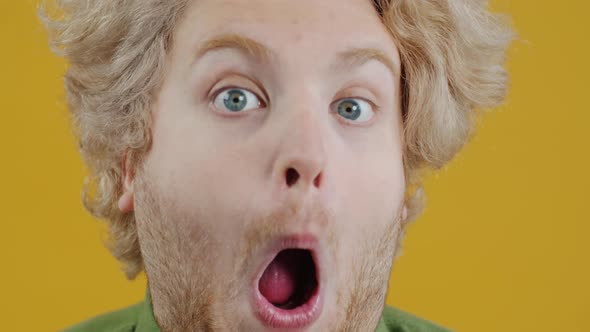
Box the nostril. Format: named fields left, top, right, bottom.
left=313, top=173, right=321, bottom=188
left=285, top=168, right=299, bottom=187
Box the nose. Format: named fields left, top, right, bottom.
left=272, top=106, right=326, bottom=195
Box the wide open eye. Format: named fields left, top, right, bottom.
left=213, top=88, right=263, bottom=112
left=334, top=98, right=374, bottom=123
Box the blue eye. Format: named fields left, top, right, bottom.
left=213, top=88, right=262, bottom=112
left=335, top=98, right=374, bottom=123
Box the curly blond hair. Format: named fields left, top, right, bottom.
left=40, top=0, right=513, bottom=279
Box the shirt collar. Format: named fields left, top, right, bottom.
left=136, top=286, right=161, bottom=332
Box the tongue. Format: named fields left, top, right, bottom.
left=258, top=251, right=298, bottom=305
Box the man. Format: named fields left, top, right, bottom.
left=42, top=0, right=512, bottom=331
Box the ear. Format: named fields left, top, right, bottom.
left=117, top=151, right=135, bottom=213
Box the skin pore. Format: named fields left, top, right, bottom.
left=118, top=0, right=408, bottom=330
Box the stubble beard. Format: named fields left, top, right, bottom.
left=134, top=172, right=403, bottom=332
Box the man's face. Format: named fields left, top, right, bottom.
left=131, top=0, right=405, bottom=330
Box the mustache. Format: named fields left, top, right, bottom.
left=241, top=194, right=336, bottom=259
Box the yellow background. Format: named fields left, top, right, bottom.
left=1, top=0, right=588, bottom=331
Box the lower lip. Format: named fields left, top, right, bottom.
left=252, top=282, right=323, bottom=329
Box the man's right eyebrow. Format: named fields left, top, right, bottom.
left=194, top=34, right=276, bottom=65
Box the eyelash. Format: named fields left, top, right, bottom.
left=209, top=86, right=379, bottom=124
left=210, top=86, right=267, bottom=113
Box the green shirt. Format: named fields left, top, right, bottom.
left=63, top=288, right=450, bottom=332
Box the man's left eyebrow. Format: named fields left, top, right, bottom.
left=334, top=47, right=400, bottom=78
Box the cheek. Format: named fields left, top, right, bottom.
left=331, top=146, right=403, bottom=289
left=336, top=145, right=404, bottom=230
left=147, top=119, right=261, bottom=226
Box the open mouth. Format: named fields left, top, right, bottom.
left=252, top=237, right=324, bottom=329
left=258, top=249, right=318, bottom=310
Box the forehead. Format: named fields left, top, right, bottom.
left=172, top=0, right=400, bottom=72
